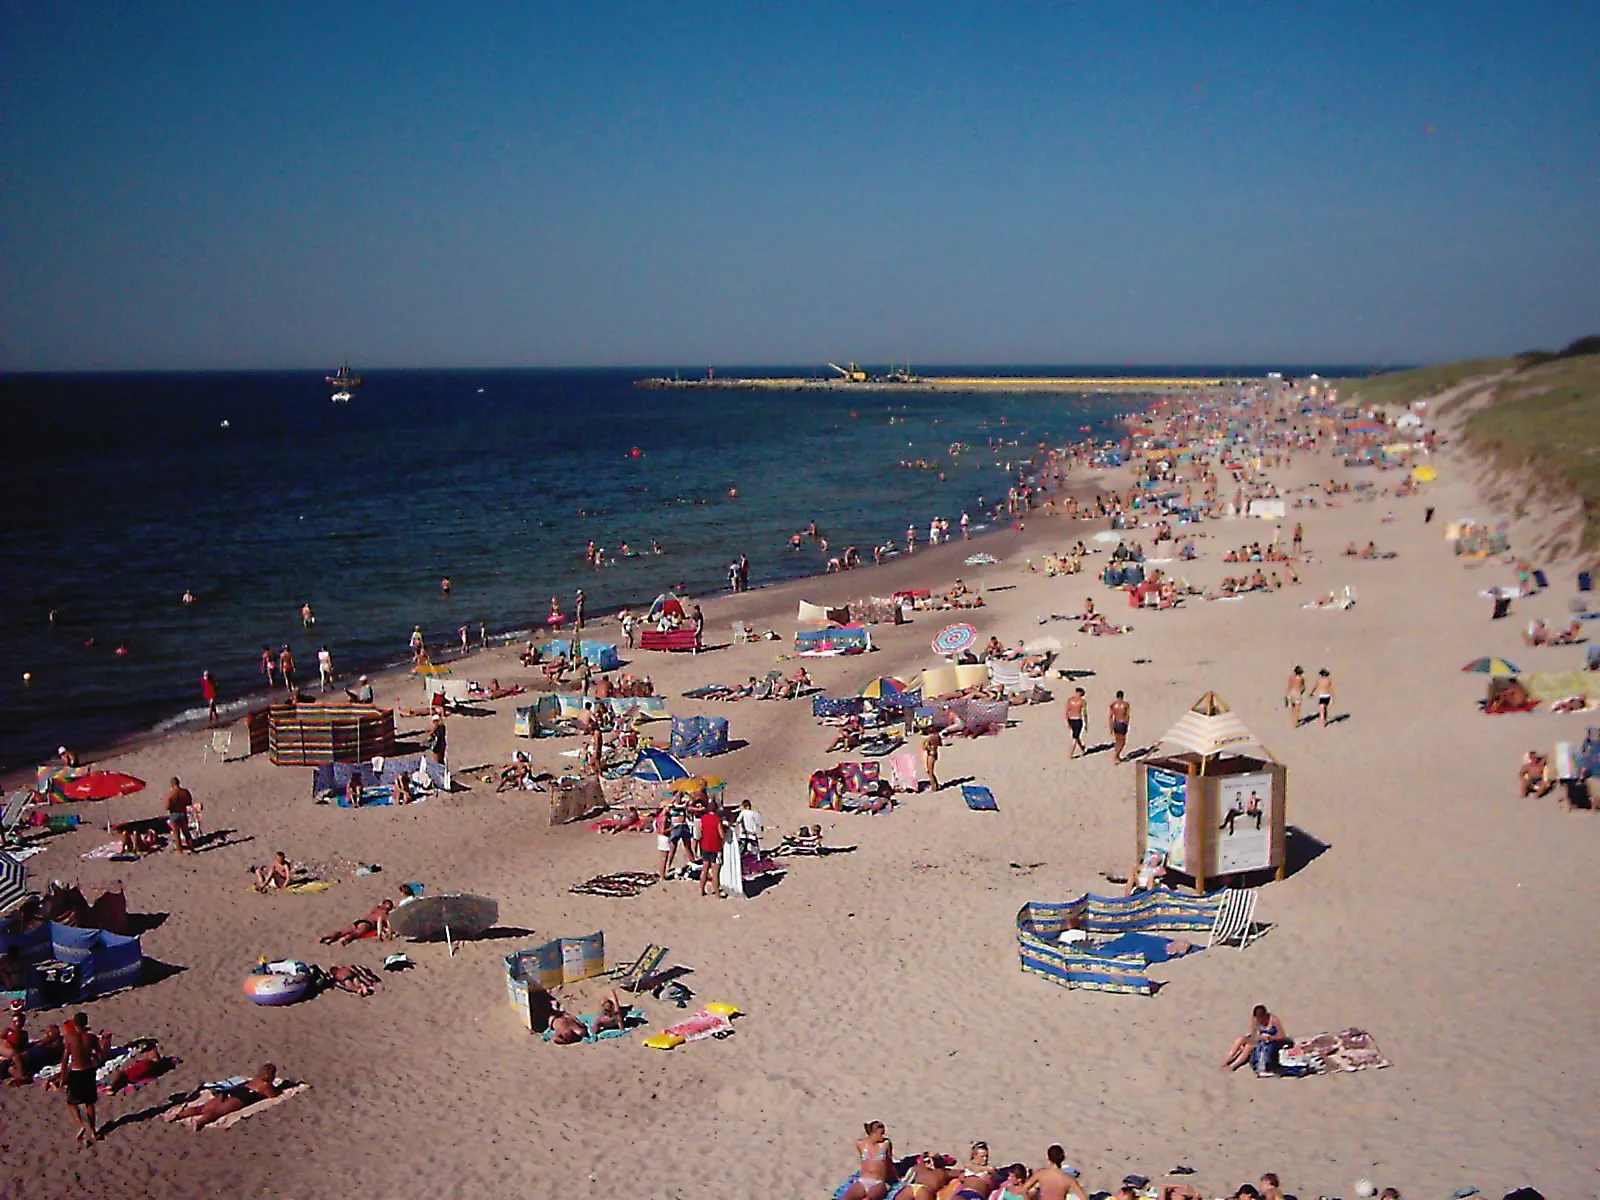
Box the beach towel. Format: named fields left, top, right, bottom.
left=540, top=1011, right=648, bottom=1044
left=1279, top=1028, right=1391, bottom=1074
left=962, top=784, right=998, bottom=811
left=176, top=1081, right=311, bottom=1130
left=79, top=841, right=126, bottom=860
left=663, top=1008, right=734, bottom=1043
left=6, top=845, right=45, bottom=863
left=1090, top=932, right=1197, bottom=964
left=569, top=872, right=659, bottom=898
left=35, top=1039, right=156, bottom=1088
left=283, top=880, right=332, bottom=895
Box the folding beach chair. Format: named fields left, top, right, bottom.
left=1208, top=887, right=1262, bottom=950
left=1, top=790, right=36, bottom=850
left=202, top=728, right=233, bottom=764
left=611, top=943, right=668, bottom=993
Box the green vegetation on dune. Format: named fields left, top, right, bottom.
left=1461, top=352, right=1600, bottom=553
left=1344, top=358, right=1515, bottom=409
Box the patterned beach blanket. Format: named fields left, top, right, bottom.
left=1280, top=1028, right=1392, bottom=1074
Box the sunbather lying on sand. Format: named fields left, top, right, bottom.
left=105, top=1043, right=175, bottom=1093
left=323, top=965, right=381, bottom=996
left=161, top=1063, right=279, bottom=1130
left=319, top=900, right=394, bottom=945
left=547, top=1007, right=590, bottom=1045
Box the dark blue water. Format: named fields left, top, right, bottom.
left=1, top=365, right=1369, bottom=771
left=0, top=368, right=1164, bottom=771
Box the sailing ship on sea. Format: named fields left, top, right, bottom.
left=326, top=361, right=362, bottom=402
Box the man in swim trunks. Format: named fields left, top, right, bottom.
left=2, top=1000, right=31, bottom=1085
left=61, top=1012, right=102, bottom=1144
left=1064, top=688, right=1087, bottom=758
left=164, top=777, right=195, bottom=853
left=901, top=1152, right=956, bottom=1200
left=1108, top=690, right=1131, bottom=764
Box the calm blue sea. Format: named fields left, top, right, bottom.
left=0, top=366, right=1353, bottom=772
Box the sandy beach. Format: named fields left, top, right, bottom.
left=3, top=392, right=1596, bottom=1200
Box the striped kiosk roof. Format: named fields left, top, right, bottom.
left=1156, top=691, right=1269, bottom=761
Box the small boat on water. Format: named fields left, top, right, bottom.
left=325, top=362, right=363, bottom=393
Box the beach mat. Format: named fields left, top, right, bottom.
left=569, top=871, right=659, bottom=898
left=540, top=1012, right=648, bottom=1044
left=961, top=784, right=999, bottom=811
left=1280, top=1028, right=1391, bottom=1074
left=80, top=841, right=126, bottom=860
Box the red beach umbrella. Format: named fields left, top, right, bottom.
left=60, top=772, right=146, bottom=801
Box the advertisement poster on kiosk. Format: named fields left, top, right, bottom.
left=1212, top=772, right=1273, bottom=873
left=1145, top=766, right=1188, bottom=871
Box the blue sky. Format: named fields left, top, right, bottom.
left=3, top=2, right=1596, bottom=370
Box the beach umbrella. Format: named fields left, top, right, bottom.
left=0, top=851, right=29, bottom=916
left=1091, top=531, right=1124, bottom=544
left=413, top=659, right=451, bottom=677
left=59, top=772, right=146, bottom=802
left=388, top=893, right=499, bottom=955
left=669, top=775, right=725, bottom=793
left=857, top=677, right=909, bottom=699
left=931, top=623, right=978, bottom=657
left=631, top=748, right=690, bottom=783
left=1412, top=465, right=1438, bottom=483
left=1461, top=656, right=1521, bottom=677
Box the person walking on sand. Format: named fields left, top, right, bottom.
left=317, top=645, right=334, bottom=692
left=1314, top=668, right=1336, bottom=727
left=1291, top=522, right=1303, bottom=554
left=278, top=646, right=296, bottom=698
left=1064, top=688, right=1088, bottom=758
left=479, top=620, right=488, bottom=650
left=60, top=1013, right=103, bottom=1145
left=1108, top=690, right=1132, bottom=764
left=906, top=524, right=916, bottom=553
left=922, top=731, right=942, bottom=791
left=1285, top=665, right=1306, bottom=727
left=201, top=670, right=219, bottom=725
left=458, top=624, right=469, bottom=655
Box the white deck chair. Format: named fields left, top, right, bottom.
left=202, top=728, right=233, bottom=763
left=1, top=790, right=35, bottom=849
left=732, top=621, right=754, bottom=644
left=1208, top=887, right=1261, bottom=950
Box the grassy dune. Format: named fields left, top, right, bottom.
left=1348, top=340, right=1600, bottom=557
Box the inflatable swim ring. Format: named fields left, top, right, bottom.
left=243, top=961, right=312, bottom=1006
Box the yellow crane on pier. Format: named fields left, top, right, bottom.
left=827, top=362, right=868, bottom=383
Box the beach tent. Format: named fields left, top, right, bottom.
left=797, top=600, right=849, bottom=625
left=648, top=593, right=687, bottom=620
left=1155, top=692, right=1267, bottom=763
left=631, top=748, right=690, bottom=783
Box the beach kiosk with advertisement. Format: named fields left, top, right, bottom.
left=1136, top=692, right=1286, bottom=893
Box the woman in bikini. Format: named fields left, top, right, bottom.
left=939, top=1142, right=995, bottom=1200
left=901, top=1153, right=955, bottom=1200
left=843, top=1121, right=895, bottom=1200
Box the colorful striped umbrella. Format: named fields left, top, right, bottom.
left=1461, top=656, right=1521, bottom=677
left=931, top=623, right=978, bottom=656
left=857, top=677, right=909, bottom=699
